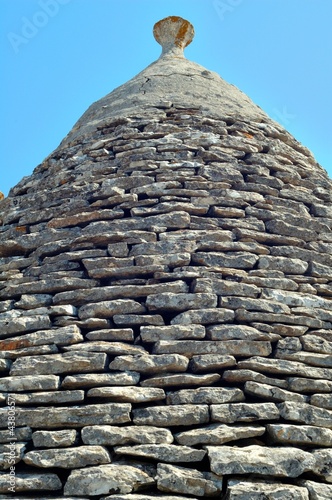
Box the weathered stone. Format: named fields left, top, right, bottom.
left=261, top=288, right=332, bottom=309
left=0, top=427, right=31, bottom=444
left=113, top=314, right=165, bottom=326
left=82, top=425, right=173, bottom=445
left=0, top=314, right=51, bottom=339
left=0, top=442, right=26, bottom=469
left=0, top=472, right=62, bottom=492
left=13, top=389, right=84, bottom=405
left=157, top=463, right=222, bottom=497
left=0, top=358, right=11, bottom=373
left=140, top=324, right=205, bottom=341
left=54, top=280, right=188, bottom=305
left=0, top=343, right=59, bottom=359
left=133, top=405, right=209, bottom=426
left=279, top=350, right=332, bottom=368
left=301, top=480, right=332, bottom=499
left=237, top=356, right=332, bottom=380
left=0, top=403, right=131, bottom=428
left=64, top=464, right=155, bottom=496
left=311, top=449, right=332, bottom=482
left=0, top=325, right=83, bottom=350
left=225, top=480, right=309, bottom=500
left=236, top=309, right=330, bottom=328
left=311, top=393, right=332, bottom=409
left=9, top=351, right=107, bottom=375
left=219, top=296, right=290, bottom=314
left=109, top=354, right=189, bottom=374
left=24, top=445, right=111, bottom=468
left=0, top=374, right=59, bottom=392
left=206, top=324, right=275, bottom=341
left=190, top=354, right=236, bottom=372
left=86, top=328, right=134, bottom=341
left=115, top=444, right=206, bottom=462
left=287, top=377, right=332, bottom=393
left=32, top=429, right=78, bottom=448
left=79, top=299, right=146, bottom=319
left=301, top=334, right=332, bottom=354
left=278, top=402, right=332, bottom=428
left=146, top=292, right=217, bottom=311
left=267, top=423, right=332, bottom=446
left=62, top=371, right=140, bottom=389
left=153, top=340, right=271, bottom=357
left=15, top=293, right=53, bottom=309
left=206, top=445, right=313, bottom=477
left=87, top=386, right=165, bottom=402
left=211, top=402, right=279, bottom=423
left=1, top=277, right=98, bottom=298
left=101, top=496, right=196, bottom=500
left=141, top=372, right=220, bottom=388
left=192, top=251, right=258, bottom=269
left=264, top=323, right=308, bottom=337
left=63, top=341, right=146, bottom=356
left=258, top=255, right=308, bottom=273
left=167, top=387, right=244, bottom=405
left=223, top=369, right=288, bottom=388
left=193, top=277, right=260, bottom=297
left=170, top=308, right=235, bottom=325
left=244, top=381, right=308, bottom=403
left=175, top=423, right=265, bottom=445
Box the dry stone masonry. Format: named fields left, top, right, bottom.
left=0, top=15, right=332, bottom=500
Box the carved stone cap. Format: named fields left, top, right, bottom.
left=153, top=16, right=194, bottom=58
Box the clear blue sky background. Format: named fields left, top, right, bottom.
left=1, top=0, right=331, bottom=196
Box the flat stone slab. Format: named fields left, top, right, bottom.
left=175, top=423, right=265, bottom=445
left=23, top=445, right=111, bottom=468
left=62, top=371, right=140, bottom=388
left=114, top=444, right=206, bottom=462
left=32, top=429, right=78, bottom=448
left=140, top=372, right=220, bottom=388
left=206, top=445, right=313, bottom=477
left=0, top=403, right=131, bottom=428
left=82, top=425, right=173, bottom=445
left=0, top=443, right=26, bottom=469
left=210, top=402, right=280, bottom=423
left=0, top=324, right=83, bottom=350
left=133, top=405, right=209, bottom=426
left=63, top=341, right=147, bottom=356
left=167, top=387, right=245, bottom=405
left=157, top=463, right=222, bottom=497
left=226, top=480, right=309, bottom=499
left=153, top=340, right=271, bottom=357
left=64, top=464, right=154, bottom=496
left=140, top=324, right=205, bottom=341
left=13, top=389, right=84, bottom=405
left=0, top=374, right=59, bottom=392
left=244, top=381, right=308, bottom=403
left=0, top=473, right=62, bottom=493
left=238, top=356, right=332, bottom=380
left=301, top=480, right=332, bottom=500
left=190, top=354, right=236, bottom=372
left=278, top=402, right=332, bottom=428
left=267, top=424, right=332, bottom=446
left=9, top=351, right=107, bottom=376
left=87, top=386, right=165, bottom=403
left=109, top=354, right=189, bottom=373
left=146, top=292, right=217, bottom=311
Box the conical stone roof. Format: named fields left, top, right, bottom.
left=0, top=16, right=332, bottom=500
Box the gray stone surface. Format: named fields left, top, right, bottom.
left=153, top=340, right=271, bottom=357
left=0, top=374, right=59, bottom=392
left=210, top=402, right=279, bottom=423
left=0, top=403, right=131, bottom=428
left=114, top=444, right=206, bottom=462
left=157, top=463, right=222, bottom=497
left=167, top=387, right=244, bottom=405
left=0, top=472, right=62, bottom=492
left=32, top=429, right=78, bottom=448
left=109, top=354, right=189, bottom=373
left=87, top=386, right=165, bottom=402
left=64, top=464, right=155, bottom=496
left=225, top=480, right=309, bottom=499
left=133, top=405, right=209, bottom=426
left=62, top=371, right=140, bottom=388
left=82, top=425, right=173, bottom=445
left=23, top=445, right=111, bottom=468
left=207, top=445, right=313, bottom=477
left=278, top=402, right=332, bottom=428
left=301, top=480, right=332, bottom=499
left=267, top=424, right=332, bottom=446
left=175, top=423, right=265, bottom=445
left=9, top=351, right=107, bottom=375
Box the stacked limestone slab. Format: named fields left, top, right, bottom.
left=0, top=16, right=331, bottom=500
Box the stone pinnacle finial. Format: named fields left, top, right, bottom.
left=153, top=16, right=194, bottom=58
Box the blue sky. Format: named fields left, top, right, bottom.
left=1, top=0, right=331, bottom=196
